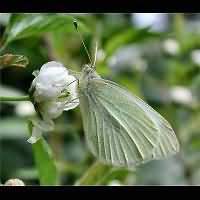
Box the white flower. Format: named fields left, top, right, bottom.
left=32, top=61, right=70, bottom=102
left=34, top=70, right=79, bottom=121
left=27, top=61, right=79, bottom=144
left=169, top=86, right=193, bottom=106
left=162, top=39, right=180, bottom=56
left=32, top=61, right=79, bottom=116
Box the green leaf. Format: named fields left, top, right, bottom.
left=28, top=121, right=59, bottom=185
left=2, top=13, right=89, bottom=49
left=0, top=54, right=29, bottom=69
left=105, top=27, right=162, bottom=56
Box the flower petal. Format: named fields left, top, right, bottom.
left=33, top=61, right=70, bottom=102
left=27, top=126, right=42, bottom=144
left=27, top=119, right=55, bottom=144
left=63, top=100, right=79, bottom=111
left=39, top=101, right=66, bottom=120
left=40, top=61, right=67, bottom=73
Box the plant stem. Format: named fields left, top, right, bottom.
left=74, top=161, right=111, bottom=185
left=0, top=95, right=30, bottom=101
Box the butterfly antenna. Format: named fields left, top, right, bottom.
left=92, top=41, right=98, bottom=68
left=73, top=21, right=92, bottom=64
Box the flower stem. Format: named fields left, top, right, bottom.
left=74, top=161, right=111, bottom=185
left=0, top=95, right=30, bottom=101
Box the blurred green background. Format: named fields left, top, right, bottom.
left=0, top=13, right=200, bottom=185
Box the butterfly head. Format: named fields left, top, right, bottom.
left=79, top=64, right=100, bottom=89
left=83, top=64, right=94, bottom=74
left=81, top=64, right=98, bottom=79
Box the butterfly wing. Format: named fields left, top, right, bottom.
left=79, top=78, right=179, bottom=168
left=125, top=89, right=180, bottom=159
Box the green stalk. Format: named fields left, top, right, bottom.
left=0, top=95, right=30, bottom=101
left=75, top=161, right=111, bottom=185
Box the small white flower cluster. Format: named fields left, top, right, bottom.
left=27, top=61, right=79, bottom=144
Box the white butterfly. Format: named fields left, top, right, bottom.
left=75, top=21, right=180, bottom=168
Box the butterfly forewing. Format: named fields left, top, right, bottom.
left=99, top=79, right=179, bottom=154
left=79, top=75, right=179, bottom=168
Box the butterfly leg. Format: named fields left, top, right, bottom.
left=67, top=79, right=79, bottom=86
